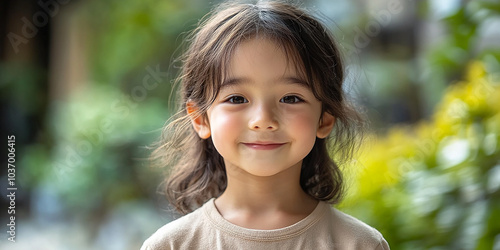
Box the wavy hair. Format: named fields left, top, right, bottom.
left=151, top=0, right=365, bottom=214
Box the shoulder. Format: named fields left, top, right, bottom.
left=322, top=205, right=390, bottom=249
left=140, top=206, right=207, bottom=250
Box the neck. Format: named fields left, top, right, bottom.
left=214, top=161, right=318, bottom=229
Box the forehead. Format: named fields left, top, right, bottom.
left=222, top=37, right=307, bottom=84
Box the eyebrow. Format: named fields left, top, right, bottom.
left=220, top=76, right=309, bottom=89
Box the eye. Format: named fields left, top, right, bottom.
left=280, top=95, right=304, bottom=104
left=226, top=95, right=248, bottom=104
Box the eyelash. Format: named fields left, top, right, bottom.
left=225, top=95, right=248, bottom=104
left=280, top=95, right=304, bottom=104
left=224, top=95, right=304, bottom=104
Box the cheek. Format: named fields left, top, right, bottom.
left=209, top=110, right=243, bottom=145
left=286, top=111, right=320, bottom=140
left=285, top=107, right=320, bottom=129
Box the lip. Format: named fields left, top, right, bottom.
left=242, top=142, right=286, bottom=150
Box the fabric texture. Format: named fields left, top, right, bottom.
left=141, top=199, right=390, bottom=250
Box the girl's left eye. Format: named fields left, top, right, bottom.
left=226, top=95, right=248, bottom=104
left=280, top=95, right=304, bottom=104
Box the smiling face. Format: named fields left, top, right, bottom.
left=189, top=38, right=335, bottom=177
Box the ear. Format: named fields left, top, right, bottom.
left=186, top=101, right=211, bottom=139
left=317, top=112, right=335, bottom=139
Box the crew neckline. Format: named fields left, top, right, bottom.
left=202, top=198, right=328, bottom=242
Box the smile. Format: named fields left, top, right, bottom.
left=242, top=142, right=286, bottom=150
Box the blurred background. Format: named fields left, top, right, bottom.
left=1, top=0, right=499, bottom=249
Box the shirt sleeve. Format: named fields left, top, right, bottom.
left=140, top=240, right=153, bottom=250
left=375, top=236, right=390, bottom=250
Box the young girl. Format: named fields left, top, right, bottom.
left=142, top=1, right=389, bottom=249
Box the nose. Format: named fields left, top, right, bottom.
left=248, top=102, right=279, bottom=131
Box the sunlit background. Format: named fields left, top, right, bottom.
left=1, top=0, right=499, bottom=249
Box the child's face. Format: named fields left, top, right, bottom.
left=192, top=38, right=334, bottom=177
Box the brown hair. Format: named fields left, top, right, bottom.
left=151, top=0, right=365, bottom=214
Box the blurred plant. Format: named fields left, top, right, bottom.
left=8, top=1, right=213, bottom=248
left=340, top=61, right=500, bottom=249
left=82, top=0, right=209, bottom=91
left=16, top=0, right=213, bottom=221
left=19, top=84, right=167, bottom=217
left=419, top=0, right=500, bottom=116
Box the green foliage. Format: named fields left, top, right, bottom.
left=82, top=0, right=209, bottom=87
left=0, top=61, right=45, bottom=114
left=340, top=62, right=500, bottom=249
left=20, top=84, right=167, bottom=215
left=17, top=0, right=213, bottom=219
left=419, top=0, right=500, bottom=119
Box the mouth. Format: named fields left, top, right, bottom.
left=242, top=142, right=286, bottom=150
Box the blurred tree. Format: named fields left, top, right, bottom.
left=340, top=61, right=500, bottom=249
left=419, top=0, right=500, bottom=118
left=17, top=0, right=214, bottom=225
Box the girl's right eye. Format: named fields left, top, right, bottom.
left=225, top=96, right=248, bottom=104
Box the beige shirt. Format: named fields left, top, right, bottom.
left=141, top=199, right=389, bottom=250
